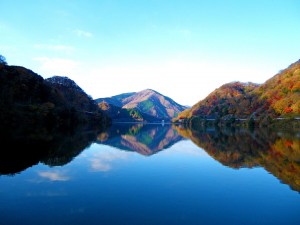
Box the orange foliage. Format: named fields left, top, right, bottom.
left=285, top=140, right=293, bottom=147
left=177, top=59, right=300, bottom=121
left=284, top=107, right=293, bottom=113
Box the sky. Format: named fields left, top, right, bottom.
left=0, top=0, right=300, bottom=106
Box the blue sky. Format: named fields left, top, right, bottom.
left=1, top=0, right=300, bottom=105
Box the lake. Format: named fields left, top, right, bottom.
left=0, top=123, right=300, bottom=225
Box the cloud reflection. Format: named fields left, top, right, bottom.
left=90, top=149, right=131, bottom=172
left=26, top=191, right=68, bottom=197
left=38, top=171, right=70, bottom=181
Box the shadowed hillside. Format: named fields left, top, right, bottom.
left=0, top=59, right=112, bottom=175
left=0, top=63, right=111, bottom=130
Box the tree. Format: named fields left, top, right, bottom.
left=0, top=54, right=7, bottom=65
left=248, top=117, right=255, bottom=128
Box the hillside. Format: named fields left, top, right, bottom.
left=176, top=59, right=300, bottom=125
left=0, top=63, right=111, bottom=130
left=178, top=82, right=260, bottom=120
left=255, top=59, right=300, bottom=117
left=96, top=89, right=187, bottom=122
left=97, top=92, right=135, bottom=107
left=98, top=100, right=161, bottom=122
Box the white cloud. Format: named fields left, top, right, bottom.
left=34, top=57, right=79, bottom=77
left=33, top=54, right=274, bottom=106
left=38, top=171, right=70, bottom=181
left=34, top=44, right=75, bottom=53
left=84, top=57, right=272, bottom=105
left=74, top=29, right=93, bottom=38
left=26, top=191, right=68, bottom=197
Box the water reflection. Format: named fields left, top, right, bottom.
left=0, top=124, right=102, bottom=175
left=96, top=123, right=184, bottom=156
left=2, top=121, right=300, bottom=194
left=88, top=148, right=131, bottom=172
left=38, top=170, right=70, bottom=181
left=174, top=125, right=300, bottom=192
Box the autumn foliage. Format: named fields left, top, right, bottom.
left=176, top=59, right=300, bottom=123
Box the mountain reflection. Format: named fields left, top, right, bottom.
left=96, top=123, right=184, bottom=155
left=0, top=125, right=102, bottom=175
left=174, top=125, right=300, bottom=193
left=2, top=120, right=300, bottom=194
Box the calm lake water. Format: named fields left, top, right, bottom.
left=0, top=123, right=300, bottom=225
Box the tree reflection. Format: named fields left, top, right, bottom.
left=3, top=120, right=300, bottom=194
left=0, top=124, right=104, bottom=175
left=174, top=125, right=300, bottom=193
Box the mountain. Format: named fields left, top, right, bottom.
left=122, top=89, right=186, bottom=118
left=98, top=101, right=160, bottom=122
left=0, top=63, right=111, bottom=130
left=178, top=82, right=260, bottom=120
left=97, top=92, right=135, bottom=107
left=96, top=123, right=184, bottom=156
left=175, top=59, right=300, bottom=125
left=96, top=89, right=187, bottom=122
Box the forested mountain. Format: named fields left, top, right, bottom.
left=0, top=63, right=111, bottom=130
left=96, top=89, right=187, bottom=122
left=178, top=82, right=260, bottom=120
left=98, top=100, right=160, bottom=122
left=175, top=59, right=300, bottom=125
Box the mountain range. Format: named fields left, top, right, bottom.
left=96, top=89, right=187, bottom=122
left=175, top=59, right=300, bottom=126
left=1, top=53, right=300, bottom=127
